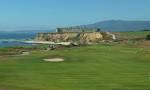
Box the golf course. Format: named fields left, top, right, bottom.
left=1, top=0, right=150, bottom=89
left=0, top=40, right=150, bottom=90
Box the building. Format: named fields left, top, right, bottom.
left=56, top=27, right=101, bottom=33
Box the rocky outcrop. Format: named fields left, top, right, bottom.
left=35, top=32, right=78, bottom=42
left=101, top=32, right=116, bottom=40
left=77, top=32, right=103, bottom=44
left=35, top=32, right=116, bottom=44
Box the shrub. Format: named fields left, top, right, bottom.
left=146, top=34, right=150, bottom=40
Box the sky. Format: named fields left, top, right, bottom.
left=0, top=0, right=150, bottom=31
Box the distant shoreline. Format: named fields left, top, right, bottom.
left=0, top=40, right=34, bottom=47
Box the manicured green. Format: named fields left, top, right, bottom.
left=0, top=44, right=150, bottom=90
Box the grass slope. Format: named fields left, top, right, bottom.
left=0, top=44, right=150, bottom=90
left=114, top=31, right=150, bottom=39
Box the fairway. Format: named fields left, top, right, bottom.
left=0, top=44, right=150, bottom=90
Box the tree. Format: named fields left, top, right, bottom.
left=146, top=34, right=150, bottom=40
left=97, top=28, right=101, bottom=32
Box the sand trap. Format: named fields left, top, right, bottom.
left=21, top=52, right=30, bottom=56
left=43, top=58, right=64, bottom=62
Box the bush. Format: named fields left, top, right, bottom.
left=146, top=34, right=150, bottom=40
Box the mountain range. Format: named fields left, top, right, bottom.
left=1, top=20, right=150, bottom=32
left=81, top=20, right=150, bottom=32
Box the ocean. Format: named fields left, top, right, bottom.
left=0, top=32, right=36, bottom=47
left=0, top=30, right=54, bottom=47
left=0, top=30, right=42, bottom=47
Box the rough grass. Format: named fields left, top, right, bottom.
left=114, top=31, right=150, bottom=39
left=0, top=44, right=150, bottom=90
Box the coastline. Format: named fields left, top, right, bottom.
left=0, top=39, right=34, bottom=47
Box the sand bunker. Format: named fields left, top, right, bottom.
left=43, top=58, right=64, bottom=62
left=21, top=52, right=30, bottom=56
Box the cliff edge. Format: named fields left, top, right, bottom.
left=35, top=32, right=116, bottom=45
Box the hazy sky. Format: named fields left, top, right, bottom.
left=0, top=0, right=150, bottom=30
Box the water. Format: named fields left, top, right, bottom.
left=0, top=30, right=54, bottom=47
left=0, top=31, right=36, bottom=47
left=0, top=41, right=33, bottom=47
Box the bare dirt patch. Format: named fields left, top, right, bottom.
left=136, top=41, right=150, bottom=48
left=0, top=56, right=5, bottom=60
left=0, top=87, right=8, bottom=90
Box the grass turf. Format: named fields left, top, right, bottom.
left=0, top=44, right=150, bottom=90
left=114, top=31, right=150, bottom=39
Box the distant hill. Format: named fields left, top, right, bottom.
left=81, top=20, right=150, bottom=32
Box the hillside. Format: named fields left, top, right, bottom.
left=114, top=31, right=150, bottom=39
left=81, top=20, right=150, bottom=32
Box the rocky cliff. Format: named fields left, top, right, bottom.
left=35, top=32, right=115, bottom=44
